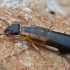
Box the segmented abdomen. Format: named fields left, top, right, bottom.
left=21, top=26, right=70, bottom=53
left=21, top=26, right=48, bottom=41
left=47, top=31, right=70, bottom=48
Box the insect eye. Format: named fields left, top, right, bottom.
left=4, top=28, right=11, bottom=34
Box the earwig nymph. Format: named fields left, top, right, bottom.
left=1, top=23, right=70, bottom=54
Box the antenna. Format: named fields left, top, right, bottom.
left=0, top=32, right=6, bottom=36
left=0, top=19, right=9, bottom=26
left=0, top=19, right=10, bottom=36
left=0, top=34, right=3, bottom=35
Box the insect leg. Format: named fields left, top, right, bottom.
left=25, top=36, right=45, bottom=58
left=46, top=22, right=53, bottom=29
left=65, top=54, right=70, bottom=62
left=44, top=45, right=59, bottom=52
left=34, top=41, right=59, bottom=52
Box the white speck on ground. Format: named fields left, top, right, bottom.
left=25, top=50, right=29, bottom=54
left=15, top=42, right=22, bottom=48
left=20, top=58, right=32, bottom=67
left=23, top=7, right=32, bottom=12
left=11, top=56, right=16, bottom=60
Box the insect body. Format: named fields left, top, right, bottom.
left=3, top=23, right=70, bottom=53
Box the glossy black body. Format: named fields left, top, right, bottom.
left=4, top=24, right=20, bottom=35
left=47, top=31, right=70, bottom=47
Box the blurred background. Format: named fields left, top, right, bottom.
left=0, top=0, right=70, bottom=70
left=0, top=0, right=70, bottom=25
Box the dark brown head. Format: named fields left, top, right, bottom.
left=4, top=24, right=20, bottom=35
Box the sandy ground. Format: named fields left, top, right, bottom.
left=0, top=0, right=70, bottom=70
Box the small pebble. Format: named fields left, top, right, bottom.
left=49, top=11, right=55, bottom=15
